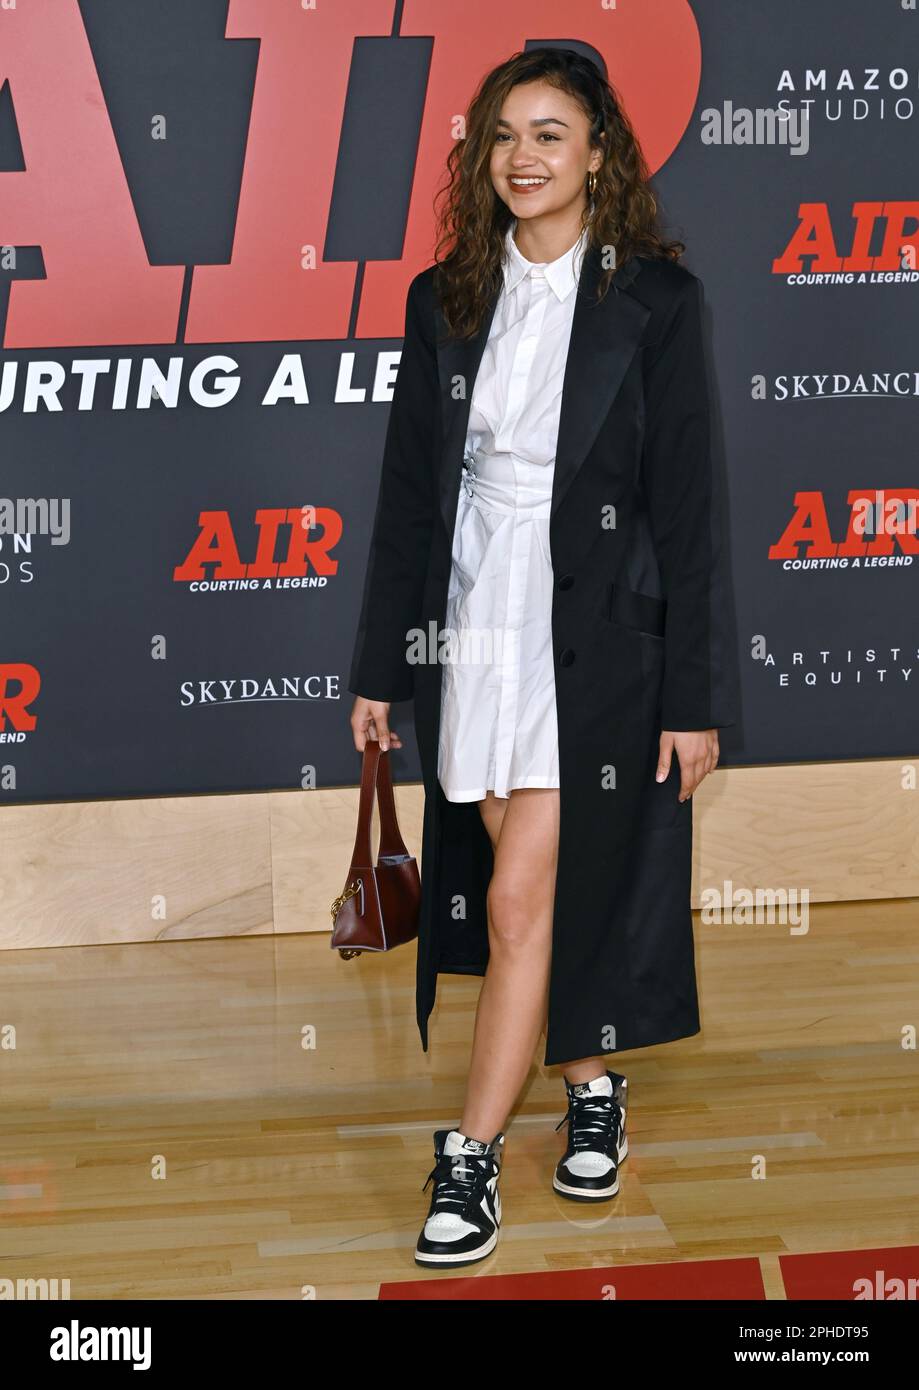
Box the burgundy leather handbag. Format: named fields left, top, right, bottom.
left=329, top=741, right=421, bottom=958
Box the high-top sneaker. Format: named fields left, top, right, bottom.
left=414, top=1128, right=504, bottom=1267
left=553, top=1070, right=628, bottom=1202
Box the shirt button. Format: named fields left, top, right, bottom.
left=557, top=574, right=574, bottom=590
left=559, top=648, right=575, bottom=667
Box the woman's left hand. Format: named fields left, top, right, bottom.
left=656, top=729, right=720, bottom=802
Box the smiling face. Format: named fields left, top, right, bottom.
left=490, top=78, right=602, bottom=224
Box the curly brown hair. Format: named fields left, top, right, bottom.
left=432, top=47, right=685, bottom=340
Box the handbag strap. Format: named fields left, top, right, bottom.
left=349, top=740, right=411, bottom=870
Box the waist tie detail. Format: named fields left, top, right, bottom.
left=461, top=448, right=552, bottom=519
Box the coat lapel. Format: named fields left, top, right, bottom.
left=434, top=242, right=651, bottom=538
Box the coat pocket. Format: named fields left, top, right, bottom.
left=604, top=581, right=666, bottom=639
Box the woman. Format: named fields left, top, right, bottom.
left=348, top=48, right=738, bottom=1268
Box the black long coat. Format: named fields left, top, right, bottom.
left=348, top=243, right=739, bottom=1067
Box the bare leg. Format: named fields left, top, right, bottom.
left=458, top=787, right=560, bottom=1141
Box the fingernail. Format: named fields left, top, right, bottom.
left=381, top=740, right=389, bottom=751
left=656, top=770, right=665, bottom=782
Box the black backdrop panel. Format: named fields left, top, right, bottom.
left=1, top=0, right=917, bottom=803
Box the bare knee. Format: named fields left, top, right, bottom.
left=486, top=875, right=549, bottom=952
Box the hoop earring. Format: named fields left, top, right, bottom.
left=587, top=170, right=597, bottom=199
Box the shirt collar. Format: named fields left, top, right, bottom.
left=502, top=221, right=589, bottom=301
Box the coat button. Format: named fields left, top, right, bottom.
left=559, top=648, right=575, bottom=666
left=557, top=573, right=574, bottom=590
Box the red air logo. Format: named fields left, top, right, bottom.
left=174, top=508, right=342, bottom=589
left=769, top=489, right=919, bottom=560
left=773, top=203, right=919, bottom=274
left=0, top=664, right=40, bottom=735
left=1, top=0, right=702, bottom=348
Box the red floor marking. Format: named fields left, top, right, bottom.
left=779, top=1246, right=919, bottom=1301
left=379, top=1256, right=765, bottom=1300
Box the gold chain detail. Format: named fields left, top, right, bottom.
left=330, top=878, right=361, bottom=923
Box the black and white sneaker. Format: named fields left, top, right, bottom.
left=553, top=1070, right=628, bottom=1202
left=414, top=1128, right=504, bottom=1267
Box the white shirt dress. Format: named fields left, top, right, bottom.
left=437, top=221, right=589, bottom=802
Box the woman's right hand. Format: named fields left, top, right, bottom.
left=350, top=696, right=403, bottom=753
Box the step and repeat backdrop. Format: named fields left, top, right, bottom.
left=1, top=0, right=917, bottom=803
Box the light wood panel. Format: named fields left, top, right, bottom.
left=0, top=793, right=274, bottom=950
left=0, top=758, right=917, bottom=950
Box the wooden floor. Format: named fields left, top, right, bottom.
left=1, top=898, right=918, bottom=1300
